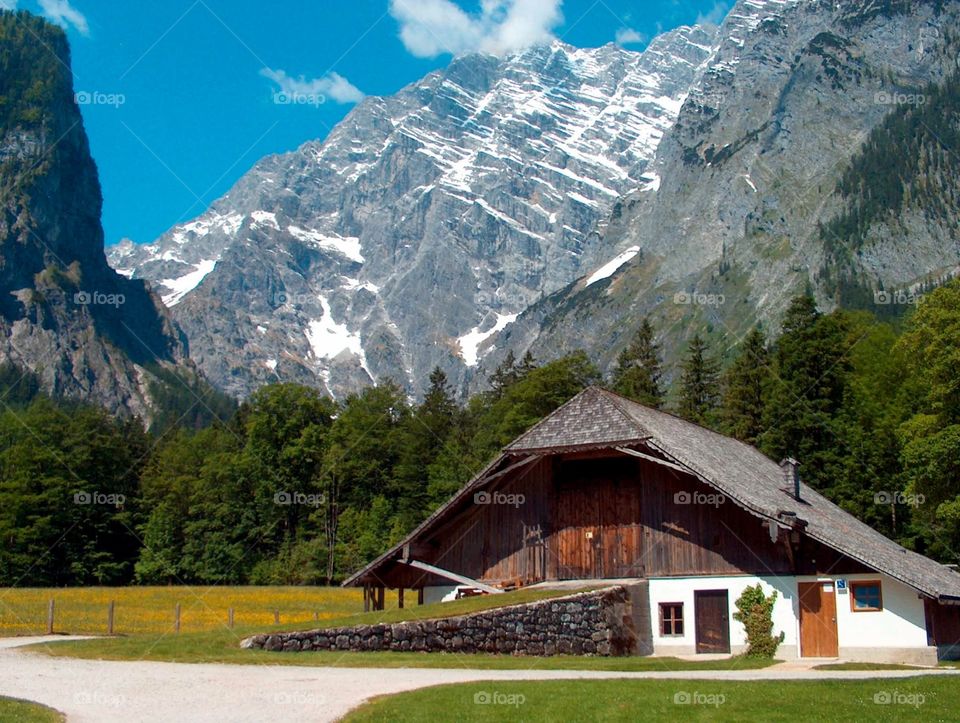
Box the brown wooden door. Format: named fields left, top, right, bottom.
left=799, top=581, right=839, bottom=657
left=694, top=589, right=731, bottom=654
left=553, top=481, right=599, bottom=578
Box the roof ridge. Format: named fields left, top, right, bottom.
left=505, top=386, right=646, bottom=451
left=599, top=386, right=778, bottom=463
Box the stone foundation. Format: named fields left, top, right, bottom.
left=241, top=586, right=637, bottom=656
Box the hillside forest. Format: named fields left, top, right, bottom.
left=1, top=284, right=959, bottom=587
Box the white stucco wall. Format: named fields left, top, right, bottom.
left=647, top=575, right=798, bottom=656
left=797, top=573, right=928, bottom=650
left=647, top=573, right=930, bottom=659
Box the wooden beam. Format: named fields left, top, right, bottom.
left=398, top=588, right=404, bottom=609
left=615, top=446, right=691, bottom=474
left=403, top=559, right=504, bottom=594
left=417, top=588, right=424, bottom=606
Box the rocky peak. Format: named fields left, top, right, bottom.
left=111, top=25, right=718, bottom=400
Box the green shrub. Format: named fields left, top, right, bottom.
left=733, top=584, right=785, bottom=658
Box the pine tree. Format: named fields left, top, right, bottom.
left=488, top=350, right=518, bottom=396
left=761, top=295, right=851, bottom=492
left=720, top=327, right=771, bottom=445
left=392, top=368, right=457, bottom=526
left=611, top=317, right=664, bottom=408
left=677, top=333, right=721, bottom=425
left=488, top=350, right=537, bottom=397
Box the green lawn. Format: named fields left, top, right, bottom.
left=0, top=697, right=63, bottom=723
left=344, top=677, right=958, bottom=722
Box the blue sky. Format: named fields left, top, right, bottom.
left=7, top=0, right=730, bottom=246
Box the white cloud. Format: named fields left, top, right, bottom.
left=696, top=1, right=731, bottom=27
left=615, top=27, right=645, bottom=46
left=260, top=68, right=365, bottom=105
left=38, top=0, right=89, bottom=35
left=389, top=0, right=563, bottom=58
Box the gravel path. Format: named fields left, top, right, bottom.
left=0, top=637, right=956, bottom=722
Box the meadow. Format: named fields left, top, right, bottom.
left=0, top=586, right=372, bottom=636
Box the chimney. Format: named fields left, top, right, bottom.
left=780, top=458, right=801, bottom=500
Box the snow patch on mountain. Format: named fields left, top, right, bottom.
left=459, top=313, right=519, bottom=367
left=586, top=246, right=641, bottom=287
left=161, top=259, right=218, bottom=306
left=305, top=297, right=371, bottom=378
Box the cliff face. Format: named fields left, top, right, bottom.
left=483, top=0, right=960, bottom=383
left=0, top=11, right=191, bottom=419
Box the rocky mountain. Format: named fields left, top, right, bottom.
left=0, top=11, right=199, bottom=420
left=482, top=0, right=960, bottom=382
left=109, top=26, right=718, bottom=399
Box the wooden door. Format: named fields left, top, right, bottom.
left=799, top=581, right=839, bottom=657
left=601, top=478, right=643, bottom=578
left=694, top=589, right=731, bottom=654
left=553, top=481, right=599, bottom=578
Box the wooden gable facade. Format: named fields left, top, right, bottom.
left=345, top=387, right=875, bottom=593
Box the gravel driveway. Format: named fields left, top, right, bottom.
left=0, top=637, right=955, bottom=722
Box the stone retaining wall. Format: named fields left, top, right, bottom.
left=241, top=586, right=637, bottom=656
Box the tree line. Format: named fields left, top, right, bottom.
left=1, top=283, right=959, bottom=586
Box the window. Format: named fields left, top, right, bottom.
left=659, top=602, right=684, bottom=636
left=850, top=581, right=883, bottom=612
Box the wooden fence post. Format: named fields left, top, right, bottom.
left=174, top=603, right=181, bottom=634
left=46, top=599, right=55, bottom=635
left=313, top=611, right=319, bottom=622
left=107, top=601, right=115, bottom=635
left=398, top=588, right=404, bottom=609
left=274, top=609, right=280, bottom=624
left=228, top=608, right=234, bottom=629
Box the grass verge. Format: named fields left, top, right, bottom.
left=812, top=663, right=925, bottom=671
left=30, top=629, right=777, bottom=670
left=344, top=677, right=956, bottom=722
left=0, top=697, right=63, bottom=722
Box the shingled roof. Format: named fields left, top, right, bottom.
left=347, top=386, right=960, bottom=601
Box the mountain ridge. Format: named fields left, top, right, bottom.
left=109, top=26, right=719, bottom=400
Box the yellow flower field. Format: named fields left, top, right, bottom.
left=0, top=586, right=375, bottom=636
